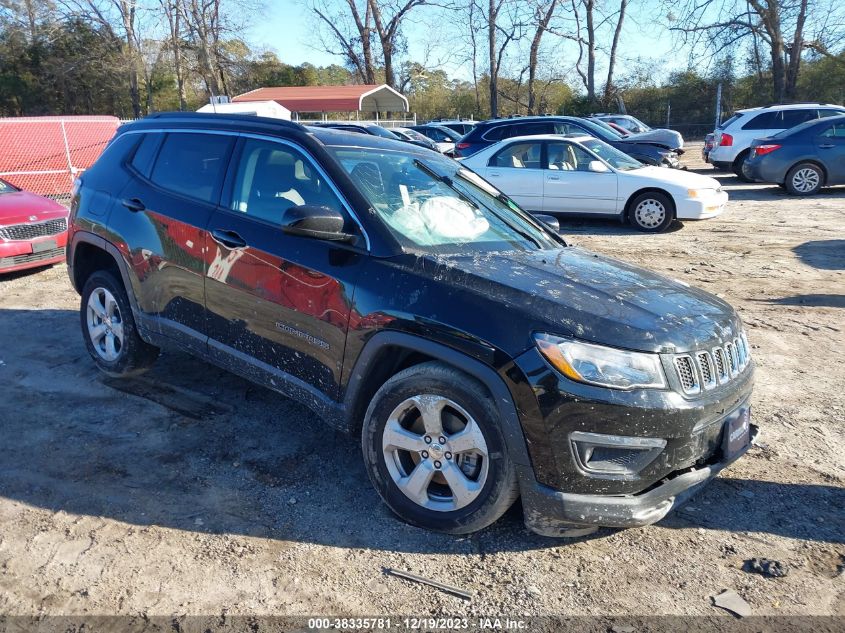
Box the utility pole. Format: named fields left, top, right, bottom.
left=715, top=82, right=723, bottom=129
left=666, top=100, right=671, bottom=128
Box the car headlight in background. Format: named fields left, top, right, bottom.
left=534, top=334, right=667, bottom=390
left=687, top=188, right=719, bottom=198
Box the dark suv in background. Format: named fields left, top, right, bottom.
left=68, top=113, right=755, bottom=537
left=455, top=115, right=681, bottom=167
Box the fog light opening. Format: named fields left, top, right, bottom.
left=570, top=431, right=666, bottom=477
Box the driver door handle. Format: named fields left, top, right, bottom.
left=819, top=143, right=835, bottom=149
left=211, top=229, right=247, bottom=249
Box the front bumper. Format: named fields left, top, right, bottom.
left=510, top=345, right=754, bottom=535
left=676, top=190, right=729, bottom=220
left=0, top=232, right=68, bottom=273
left=520, top=423, right=757, bottom=536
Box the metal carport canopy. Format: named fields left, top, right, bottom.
left=232, top=84, right=408, bottom=113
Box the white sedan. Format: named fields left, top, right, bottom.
left=459, top=134, right=728, bottom=232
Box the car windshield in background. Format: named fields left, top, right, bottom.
left=580, top=138, right=643, bottom=171
left=328, top=147, right=560, bottom=254
left=582, top=118, right=624, bottom=140
left=0, top=179, right=18, bottom=194
left=629, top=116, right=651, bottom=131
left=369, top=126, right=400, bottom=139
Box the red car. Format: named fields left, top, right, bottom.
left=0, top=178, right=69, bottom=274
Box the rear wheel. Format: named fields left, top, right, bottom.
left=627, top=191, right=675, bottom=233
left=784, top=162, right=823, bottom=195
left=80, top=270, right=159, bottom=377
left=362, top=362, right=519, bottom=534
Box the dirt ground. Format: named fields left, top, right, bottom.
left=0, top=143, right=842, bottom=626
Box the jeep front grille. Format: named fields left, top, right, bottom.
left=673, top=355, right=699, bottom=394
left=674, top=332, right=751, bottom=395
left=0, top=218, right=67, bottom=241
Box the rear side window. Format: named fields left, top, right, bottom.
left=781, top=109, right=817, bottom=128
left=130, top=133, right=163, bottom=177
left=490, top=142, right=542, bottom=168
left=742, top=111, right=780, bottom=130
left=513, top=122, right=554, bottom=136
left=821, top=123, right=845, bottom=138
left=818, top=109, right=845, bottom=118
left=150, top=133, right=233, bottom=204
left=482, top=125, right=511, bottom=141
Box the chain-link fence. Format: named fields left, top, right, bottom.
left=0, top=116, right=120, bottom=197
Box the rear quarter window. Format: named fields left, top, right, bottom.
left=129, top=133, right=163, bottom=178
left=149, top=133, right=233, bottom=204
left=781, top=109, right=817, bottom=128
left=742, top=111, right=780, bottom=130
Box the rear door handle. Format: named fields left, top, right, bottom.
left=211, top=229, right=247, bottom=249
left=547, top=175, right=561, bottom=181
left=819, top=144, right=835, bottom=149
left=121, top=198, right=145, bottom=212
left=488, top=171, right=501, bottom=177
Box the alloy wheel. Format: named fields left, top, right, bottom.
left=86, top=287, right=124, bottom=362
left=381, top=395, right=489, bottom=512
left=792, top=168, right=820, bottom=193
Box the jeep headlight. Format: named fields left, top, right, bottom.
left=535, top=334, right=667, bottom=390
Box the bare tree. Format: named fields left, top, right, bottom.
left=310, top=0, right=376, bottom=83
left=368, top=0, right=427, bottom=88
left=668, top=0, right=842, bottom=101
left=58, top=0, right=145, bottom=116
left=476, top=0, right=525, bottom=117
left=526, top=0, right=558, bottom=114
left=178, top=0, right=226, bottom=96
left=603, top=0, right=626, bottom=101
left=160, top=0, right=187, bottom=109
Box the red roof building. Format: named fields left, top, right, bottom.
left=232, top=84, right=408, bottom=115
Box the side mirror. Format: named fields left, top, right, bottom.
left=533, top=213, right=560, bottom=232
left=281, top=205, right=356, bottom=243
left=588, top=160, right=610, bottom=173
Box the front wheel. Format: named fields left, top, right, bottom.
left=784, top=162, right=823, bottom=195
left=627, top=191, right=675, bottom=233
left=362, top=362, right=519, bottom=534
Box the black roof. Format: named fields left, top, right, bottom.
left=121, top=111, right=418, bottom=152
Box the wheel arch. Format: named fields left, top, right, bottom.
left=342, top=331, right=532, bottom=468
left=787, top=159, right=828, bottom=185
left=624, top=187, right=677, bottom=219
left=69, top=232, right=143, bottom=322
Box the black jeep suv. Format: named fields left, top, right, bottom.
left=68, top=113, right=755, bottom=537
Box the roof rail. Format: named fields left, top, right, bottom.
left=141, top=111, right=303, bottom=130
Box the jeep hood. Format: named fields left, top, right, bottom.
left=427, top=246, right=740, bottom=354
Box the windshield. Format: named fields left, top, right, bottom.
left=369, top=126, right=400, bottom=139
left=580, top=118, right=623, bottom=140
left=0, top=179, right=18, bottom=194
left=328, top=147, right=561, bottom=254
left=628, top=116, right=651, bottom=131
left=580, top=138, right=643, bottom=171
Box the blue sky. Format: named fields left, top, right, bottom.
left=248, top=1, right=680, bottom=84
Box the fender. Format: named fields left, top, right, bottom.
left=68, top=230, right=149, bottom=338
left=343, top=330, right=532, bottom=468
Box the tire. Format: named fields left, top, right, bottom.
left=733, top=151, right=752, bottom=181
left=784, top=162, right=824, bottom=196
left=627, top=191, right=675, bottom=233
left=362, top=362, right=519, bottom=534
left=80, top=270, right=159, bottom=377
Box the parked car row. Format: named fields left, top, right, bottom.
left=706, top=102, right=845, bottom=192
